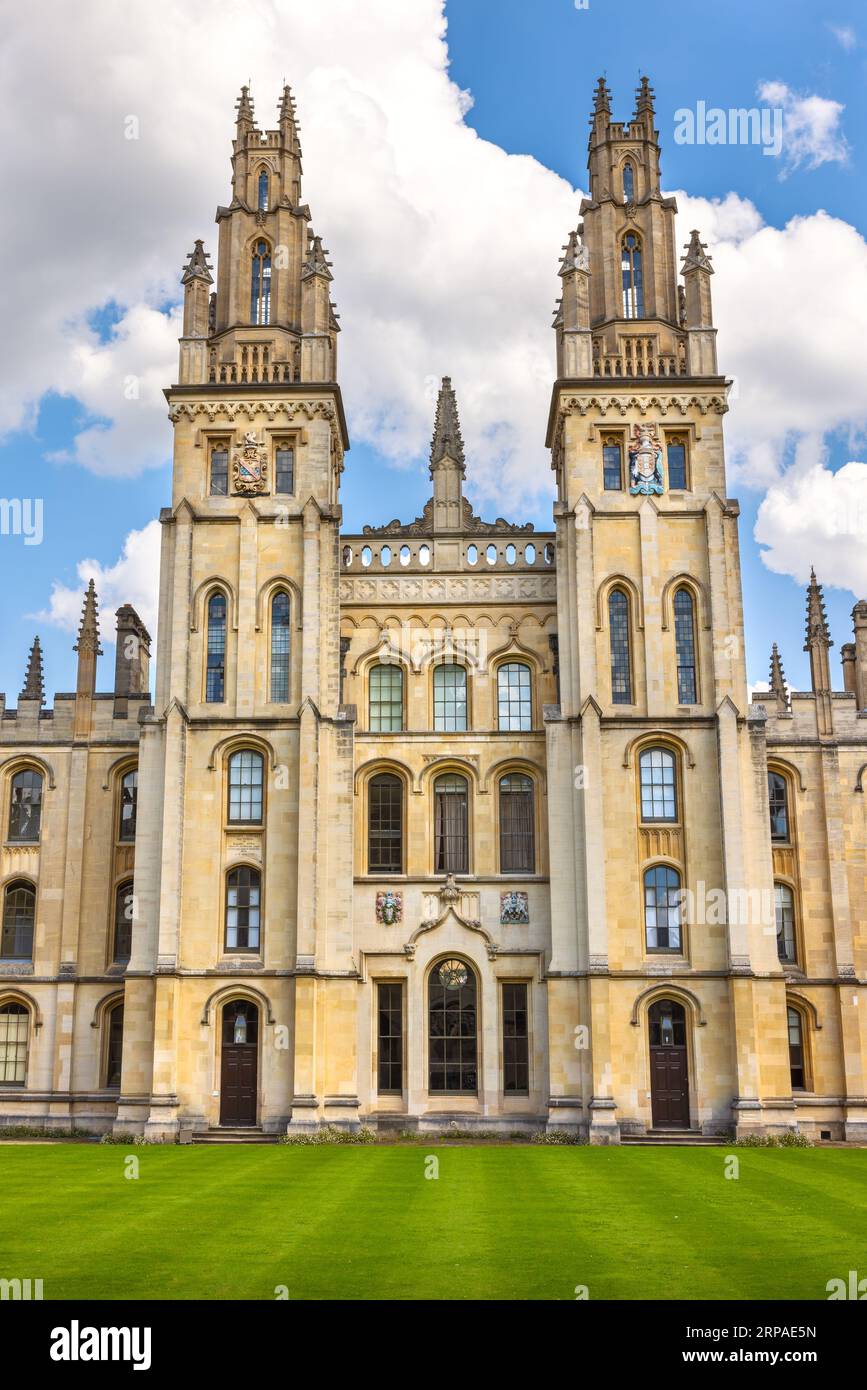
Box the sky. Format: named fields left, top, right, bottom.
left=0, top=0, right=865, bottom=702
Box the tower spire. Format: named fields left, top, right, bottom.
left=235, top=84, right=255, bottom=135
left=19, top=636, right=44, bottom=705
left=768, top=642, right=789, bottom=713
left=429, top=377, right=466, bottom=532
left=278, top=83, right=301, bottom=153
left=804, top=568, right=834, bottom=733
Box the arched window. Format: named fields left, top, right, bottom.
left=0, top=1003, right=29, bottom=1085
left=1, top=881, right=35, bottom=961
left=622, top=160, right=635, bottom=202
left=667, top=434, right=688, bottom=490
left=206, top=592, right=227, bottom=703
left=429, top=958, right=477, bottom=1093
left=368, top=773, right=403, bottom=873
left=433, top=663, right=467, bottom=732
left=105, top=1002, right=124, bottom=1088
left=225, top=867, right=261, bottom=951
left=499, top=774, right=535, bottom=873
left=224, top=999, right=259, bottom=1047
left=209, top=445, right=229, bottom=496
left=497, top=663, right=532, bottom=731
left=250, top=239, right=272, bottom=325
left=257, top=168, right=269, bottom=211
left=775, top=883, right=797, bottom=964
left=768, top=772, right=789, bottom=842
left=434, top=774, right=469, bottom=873
left=228, top=750, right=264, bottom=824
left=270, top=592, right=291, bottom=702
left=673, top=588, right=697, bottom=704
left=369, top=663, right=404, bottom=732
left=602, top=433, right=623, bottom=490
left=621, top=233, right=644, bottom=318
left=644, top=865, right=682, bottom=951
left=787, top=1006, right=806, bottom=1090
left=119, top=769, right=138, bottom=842
left=113, top=882, right=134, bottom=964
left=8, top=769, right=42, bottom=842
left=639, top=748, right=677, bottom=821
left=609, top=589, right=632, bottom=704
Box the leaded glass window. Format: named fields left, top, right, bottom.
left=0, top=1004, right=28, bottom=1085
left=499, top=774, right=535, bottom=874
left=622, top=233, right=644, bottom=318
left=768, top=772, right=789, bottom=842
left=639, top=749, right=677, bottom=821
left=368, top=774, right=403, bottom=873
left=369, top=663, right=403, bottom=732
left=377, top=983, right=403, bottom=1093
left=644, top=865, right=682, bottom=951
left=270, top=592, right=291, bottom=702
left=206, top=592, right=227, bottom=703
left=228, top=750, right=264, bottom=824
left=433, top=663, right=467, bottom=732
left=497, top=662, right=532, bottom=731
left=776, top=883, right=797, bottom=964
left=609, top=589, right=632, bottom=704
left=225, top=867, right=261, bottom=951
left=8, top=770, right=42, bottom=842
left=674, top=588, right=697, bottom=704
left=502, top=983, right=529, bottom=1094
left=1, top=881, right=35, bottom=961
left=434, top=775, right=469, bottom=873
left=429, top=959, right=477, bottom=1093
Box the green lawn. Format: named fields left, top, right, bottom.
left=1, top=1144, right=865, bottom=1300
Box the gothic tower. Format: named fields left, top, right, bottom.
left=545, top=77, right=789, bottom=1140
left=119, top=87, right=355, bottom=1136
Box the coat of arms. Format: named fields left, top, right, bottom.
left=628, top=423, right=664, bottom=496
left=376, top=890, right=402, bottom=926
left=500, top=891, right=529, bottom=925
left=232, top=431, right=268, bottom=495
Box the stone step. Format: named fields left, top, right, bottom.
left=622, top=1131, right=725, bottom=1146
left=191, top=1129, right=280, bottom=1144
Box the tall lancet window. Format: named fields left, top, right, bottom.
left=206, top=592, right=227, bottom=703
left=608, top=589, right=632, bottom=704
left=270, top=591, right=291, bottom=702
left=257, top=168, right=269, bottom=211
left=622, top=160, right=635, bottom=202
left=673, top=588, right=697, bottom=705
left=621, top=233, right=644, bottom=319
left=250, top=240, right=272, bottom=325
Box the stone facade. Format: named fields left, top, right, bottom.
left=1, top=79, right=865, bottom=1143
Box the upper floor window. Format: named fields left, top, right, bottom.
left=228, top=750, right=264, bottom=824
left=1, top=881, right=35, bottom=961
left=621, top=233, right=644, bottom=319
left=622, top=160, right=635, bottom=202
left=274, top=446, right=294, bottom=494
left=497, top=663, right=532, bottom=731
left=368, top=773, right=403, bottom=874
left=499, top=774, right=535, bottom=874
left=639, top=748, right=677, bottom=822
left=257, top=168, right=269, bottom=211
left=113, top=882, right=134, bottom=964
left=250, top=240, right=272, bottom=325
left=673, top=588, right=697, bottom=704
left=434, top=774, right=469, bottom=874
left=602, top=434, right=623, bottom=491
left=119, top=769, right=138, bottom=842
left=0, top=1002, right=28, bottom=1085
left=8, top=769, right=42, bottom=843
left=609, top=589, right=632, bottom=704
left=225, top=866, right=261, bottom=951
left=270, top=592, right=291, bottom=702
left=369, top=663, right=403, bottom=732
left=644, top=865, right=682, bottom=952
left=433, top=663, right=467, bottom=732
left=775, top=883, right=797, bottom=964
left=667, top=434, right=688, bottom=490
left=206, top=592, right=227, bottom=703
left=209, top=446, right=229, bottom=496
left=768, top=772, right=789, bottom=842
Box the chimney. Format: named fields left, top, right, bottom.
left=853, top=600, right=867, bottom=711
left=114, top=605, right=151, bottom=715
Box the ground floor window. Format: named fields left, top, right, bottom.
left=429, top=959, right=477, bottom=1093
left=0, top=1002, right=28, bottom=1084
left=105, top=1002, right=124, bottom=1089
left=502, top=983, right=529, bottom=1094
left=377, top=983, right=403, bottom=1094
left=787, top=1006, right=806, bottom=1090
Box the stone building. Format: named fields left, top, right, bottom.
left=1, top=78, right=865, bottom=1142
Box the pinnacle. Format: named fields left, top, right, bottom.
left=804, top=568, right=833, bottom=651
left=593, top=76, right=611, bottom=115
left=235, top=84, right=255, bottom=127
left=20, top=636, right=44, bottom=704
left=74, top=579, right=103, bottom=656
left=681, top=229, right=714, bottom=274
left=181, top=239, right=213, bottom=285
left=430, top=377, right=465, bottom=469
left=634, top=74, right=655, bottom=115
left=769, top=642, right=788, bottom=705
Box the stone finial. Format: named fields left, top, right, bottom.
left=804, top=567, right=832, bottom=651
left=592, top=76, right=611, bottom=115
left=768, top=642, right=789, bottom=711
left=681, top=229, right=714, bottom=275
left=278, top=84, right=301, bottom=145
left=20, top=636, right=44, bottom=704
left=559, top=228, right=590, bottom=276
left=181, top=239, right=213, bottom=286
left=74, top=579, right=102, bottom=657
left=430, top=377, right=465, bottom=469
left=634, top=74, right=655, bottom=115
left=301, top=232, right=333, bottom=281
left=235, top=84, right=255, bottom=130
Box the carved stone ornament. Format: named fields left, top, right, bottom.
left=628, top=422, right=664, bottom=496
left=500, top=890, right=529, bottom=925
left=375, top=889, right=403, bottom=926
left=232, top=431, right=268, bottom=495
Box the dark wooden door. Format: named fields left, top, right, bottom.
left=220, top=1002, right=258, bottom=1126
left=648, top=1000, right=689, bottom=1128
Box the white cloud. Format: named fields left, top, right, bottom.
left=32, top=520, right=161, bottom=642
left=758, top=81, right=849, bottom=175
left=828, top=24, right=857, bottom=51
left=755, top=460, right=867, bottom=596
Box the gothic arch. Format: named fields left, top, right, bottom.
left=200, top=983, right=275, bottom=1027
left=785, top=990, right=822, bottom=1031
left=595, top=573, right=644, bottom=630
left=767, top=756, right=807, bottom=794
left=354, top=756, right=413, bottom=797
left=660, top=572, right=711, bottom=631
left=255, top=576, right=303, bottom=631
left=207, top=731, right=279, bottom=772
left=190, top=578, right=237, bottom=633
left=0, top=753, right=56, bottom=791
left=0, top=987, right=42, bottom=1030
left=89, top=988, right=126, bottom=1030
left=417, top=756, right=483, bottom=796
left=481, top=756, right=547, bottom=795
left=854, top=763, right=867, bottom=793
left=630, top=983, right=707, bottom=1028
left=622, top=730, right=695, bottom=770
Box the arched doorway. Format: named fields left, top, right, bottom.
left=648, top=999, right=689, bottom=1128
left=220, top=1000, right=259, bottom=1126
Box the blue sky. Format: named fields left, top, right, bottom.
left=1, top=0, right=865, bottom=702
